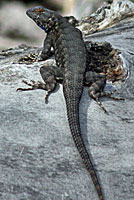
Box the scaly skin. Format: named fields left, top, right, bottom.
left=18, top=6, right=105, bottom=200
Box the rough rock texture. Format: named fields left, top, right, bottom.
left=0, top=1, right=134, bottom=200
left=78, top=0, right=134, bottom=35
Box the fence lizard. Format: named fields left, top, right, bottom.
left=17, top=6, right=123, bottom=200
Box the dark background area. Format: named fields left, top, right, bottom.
left=0, top=0, right=104, bottom=49
left=0, top=0, right=63, bottom=11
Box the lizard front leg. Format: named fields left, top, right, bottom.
left=40, top=65, right=63, bottom=103
left=17, top=33, right=54, bottom=64
left=17, top=65, right=63, bottom=103
left=40, top=34, right=54, bottom=60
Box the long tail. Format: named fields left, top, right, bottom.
left=63, top=82, right=104, bottom=200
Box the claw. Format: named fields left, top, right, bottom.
left=45, top=92, right=49, bottom=104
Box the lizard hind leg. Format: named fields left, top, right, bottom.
left=86, top=73, right=124, bottom=112
left=40, top=65, right=63, bottom=103
left=89, top=80, right=108, bottom=113
left=17, top=65, right=63, bottom=104
left=84, top=71, right=107, bottom=112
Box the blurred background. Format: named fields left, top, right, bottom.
left=0, top=0, right=104, bottom=49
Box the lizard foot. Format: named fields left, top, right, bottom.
left=100, top=90, right=124, bottom=101
left=94, top=97, right=107, bottom=113
left=89, top=90, right=124, bottom=113
left=16, top=80, right=46, bottom=91
left=17, top=80, right=54, bottom=104
left=94, top=90, right=124, bottom=113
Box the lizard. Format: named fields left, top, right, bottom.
left=17, top=6, right=123, bottom=200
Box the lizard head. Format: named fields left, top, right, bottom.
left=26, top=6, right=60, bottom=33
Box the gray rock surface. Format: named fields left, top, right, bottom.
left=0, top=1, right=134, bottom=200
